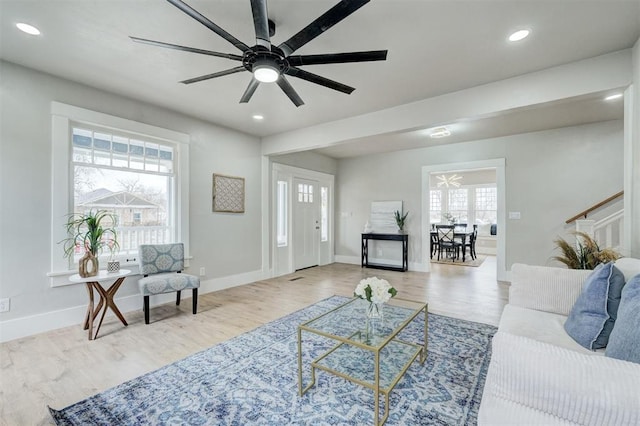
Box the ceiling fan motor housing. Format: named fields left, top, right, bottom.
left=243, top=48, right=288, bottom=75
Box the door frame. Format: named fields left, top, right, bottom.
left=421, top=159, right=507, bottom=281
left=271, top=163, right=335, bottom=277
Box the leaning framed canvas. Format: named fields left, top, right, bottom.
left=212, top=174, right=245, bottom=213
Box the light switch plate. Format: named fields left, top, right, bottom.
left=509, top=211, right=521, bottom=220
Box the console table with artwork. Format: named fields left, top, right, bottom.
left=361, top=233, right=408, bottom=272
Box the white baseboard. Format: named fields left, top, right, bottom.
left=0, top=269, right=267, bottom=343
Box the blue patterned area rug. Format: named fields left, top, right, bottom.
left=49, top=296, right=496, bottom=425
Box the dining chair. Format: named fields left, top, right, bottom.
left=464, top=225, right=478, bottom=260
left=430, top=231, right=439, bottom=259
left=437, top=226, right=461, bottom=261
left=138, top=243, right=200, bottom=324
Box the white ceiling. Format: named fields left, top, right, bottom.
left=1, top=0, right=638, bottom=157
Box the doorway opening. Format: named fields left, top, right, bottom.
left=421, top=159, right=506, bottom=280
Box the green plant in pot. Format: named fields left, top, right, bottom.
left=61, top=210, right=119, bottom=277
left=394, top=210, right=409, bottom=233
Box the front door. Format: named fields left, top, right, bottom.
left=293, top=178, right=319, bottom=270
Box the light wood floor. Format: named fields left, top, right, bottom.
left=0, top=258, right=508, bottom=425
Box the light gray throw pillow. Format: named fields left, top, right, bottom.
left=606, top=274, right=640, bottom=364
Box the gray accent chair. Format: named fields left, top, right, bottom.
left=138, top=243, right=200, bottom=324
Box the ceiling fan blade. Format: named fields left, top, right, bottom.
left=240, top=78, right=261, bottom=103
left=166, top=0, right=250, bottom=52
left=287, top=50, right=387, bottom=66
left=180, top=66, right=246, bottom=84
left=278, top=0, right=369, bottom=56
left=285, top=67, right=354, bottom=94
left=277, top=76, right=304, bottom=107
left=130, top=37, right=243, bottom=61
left=250, top=0, right=270, bottom=49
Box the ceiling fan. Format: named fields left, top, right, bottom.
left=131, top=0, right=387, bottom=107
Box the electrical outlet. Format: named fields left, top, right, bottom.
left=0, top=298, right=10, bottom=313
left=199, top=267, right=205, bottom=276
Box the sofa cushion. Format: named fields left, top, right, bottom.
left=479, top=332, right=640, bottom=426
left=564, top=262, right=625, bottom=350
left=510, top=263, right=592, bottom=316
left=614, top=257, right=640, bottom=282
left=606, top=274, right=640, bottom=364
left=499, top=304, right=601, bottom=356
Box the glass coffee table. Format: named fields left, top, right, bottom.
left=297, top=297, right=428, bottom=425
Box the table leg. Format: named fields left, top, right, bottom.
left=87, top=277, right=128, bottom=340
left=461, top=235, right=467, bottom=262
left=374, top=349, right=380, bottom=425
left=83, top=283, right=95, bottom=340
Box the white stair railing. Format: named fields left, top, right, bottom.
left=575, top=210, right=624, bottom=251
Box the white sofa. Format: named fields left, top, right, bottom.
left=478, top=259, right=640, bottom=425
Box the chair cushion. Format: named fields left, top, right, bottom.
left=606, top=274, right=640, bottom=364
left=564, top=262, right=625, bottom=350
left=138, top=273, right=200, bottom=295
left=139, top=243, right=185, bottom=275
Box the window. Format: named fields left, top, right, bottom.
left=448, top=188, right=468, bottom=223
left=297, top=183, right=313, bottom=203
left=71, top=126, right=175, bottom=260
left=475, top=187, right=497, bottom=224
left=277, top=181, right=288, bottom=247
left=429, top=184, right=497, bottom=225
left=321, top=186, right=328, bottom=242
left=50, top=102, right=190, bottom=284
left=430, top=190, right=442, bottom=223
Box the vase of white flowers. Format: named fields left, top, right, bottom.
left=354, top=277, right=397, bottom=318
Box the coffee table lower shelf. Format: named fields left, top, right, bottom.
left=302, top=337, right=423, bottom=425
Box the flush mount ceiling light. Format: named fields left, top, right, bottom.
left=436, top=174, right=463, bottom=188
left=16, top=22, right=41, bottom=35
left=508, top=29, right=530, bottom=42
left=252, top=114, right=264, bottom=120
left=604, top=93, right=623, bottom=101
left=429, top=127, right=451, bottom=138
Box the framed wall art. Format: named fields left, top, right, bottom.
left=212, top=173, right=245, bottom=213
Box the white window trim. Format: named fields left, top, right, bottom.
left=48, top=102, right=190, bottom=287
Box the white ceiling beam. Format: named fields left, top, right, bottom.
left=262, top=49, right=633, bottom=156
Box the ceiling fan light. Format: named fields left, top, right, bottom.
left=254, top=64, right=279, bottom=83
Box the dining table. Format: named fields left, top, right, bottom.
left=430, top=229, right=473, bottom=262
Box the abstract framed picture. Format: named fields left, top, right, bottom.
left=212, top=174, right=245, bottom=213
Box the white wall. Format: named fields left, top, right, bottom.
left=335, top=120, right=624, bottom=270
left=0, top=61, right=263, bottom=337
left=626, top=37, right=640, bottom=257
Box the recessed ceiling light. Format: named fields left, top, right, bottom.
left=252, top=114, right=264, bottom=120
left=508, top=29, right=530, bottom=42
left=429, top=127, right=451, bottom=138
left=16, top=22, right=41, bottom=36
left=604, top=93, right=623, bottom=101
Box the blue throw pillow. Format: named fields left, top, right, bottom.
left=564, top=262, right=626, bottom=350
left=606, top=274, right=640, bottom=363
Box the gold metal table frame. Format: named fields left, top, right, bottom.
left=297, top=297, right=428, bottom=425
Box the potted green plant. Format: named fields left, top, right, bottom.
left=394, top=210, right=409, bottom=233
left=61, top=210, right=119, bottom=277
left=552, top=231, right=620, bottom=270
